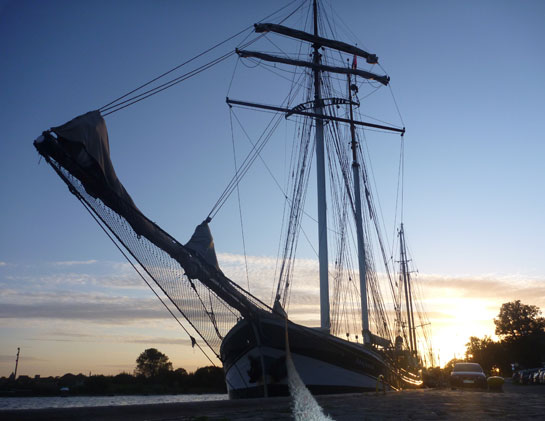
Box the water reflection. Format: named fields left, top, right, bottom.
left=0, top=394, right=228, bottom=410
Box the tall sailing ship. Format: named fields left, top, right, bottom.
left=33, top=0, right=432, bottom=398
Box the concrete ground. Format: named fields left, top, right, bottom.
left=1, top=382, right=544, bottom=420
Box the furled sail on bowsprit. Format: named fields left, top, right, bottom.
left=34, top=110, right=270, bottom=361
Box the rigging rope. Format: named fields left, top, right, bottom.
left=100, top=0, right=306, bottom=113
left=70, top=174, right=220, bottom=364
left=102, top=49, right=240, bottom=116
left=41, top=149, right=272, bottom=361
left=100, top=29, right=252, bottom=111
left=229, top=109, right=251, bottom=292
left=208, top=109, right=284, bottom=219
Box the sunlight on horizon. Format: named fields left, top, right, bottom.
left=3, top=251, right=544, bottom=377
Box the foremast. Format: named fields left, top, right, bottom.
left=399, top=223, right=417, bottom=355
left=347, top=72, right=370, bottom=343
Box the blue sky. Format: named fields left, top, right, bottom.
left=1, top=0, right=545, bottom=376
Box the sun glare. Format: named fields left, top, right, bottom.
left=426, top=296, right=500, bottom=367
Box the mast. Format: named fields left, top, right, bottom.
left=400, top=223, right=417, bottom=354
left=313, top=0, right=330, bottom=332
left=347, top=71, right=370, bottom=344
left=228, top=2, right=402, bottom=333
left=236, top=50, right=389, bottom=85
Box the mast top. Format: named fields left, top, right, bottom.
left=254, top=23, right=379, bottom=64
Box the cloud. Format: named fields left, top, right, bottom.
left=218, top=252, right=321, bottom=304
left=1, top=262, right=147, bottom=290
left=125, top=336, right=192, bottom=346
left=0, top=354, right=44, bottom=363
left=37, top=273, right=94, bottom=286
left=0, top=288, right=172, bottom=323
left=2, top=289, right=134, bottom=305
left=28, top=330, right=193, bottom=347
left=54, top=260, right=97, bottom=266
left=43, top=331, right=96, bottom=340
left=0, top=284, right=240, bottom=335
left=219, top=254, right=545, bottom=312
left=7, top=255, right=537, bottom=334
left=0, top=301, right=167, bottom=322
left=0, top=262, right=6, bottom=267
left=3, top=253, right=544, bottom=368
left=417, top=273, right=545, bottom=306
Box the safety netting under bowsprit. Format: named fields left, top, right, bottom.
left=42, top=153, right=269, bottom=362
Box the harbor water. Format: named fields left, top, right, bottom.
left=0, top=393, right=227, bottom=410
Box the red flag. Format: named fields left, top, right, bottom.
left=352, top=54, right=357, bottom=69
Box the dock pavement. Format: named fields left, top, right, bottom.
left=1, top=383, right=544, bottom=420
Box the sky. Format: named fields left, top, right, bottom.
left=1, top=0, right=545, bottom=377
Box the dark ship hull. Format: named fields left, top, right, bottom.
left=220, top=313, right=422, bottom=399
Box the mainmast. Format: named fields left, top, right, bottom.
left=312, top=0, right=330, bottom=332
left=226, top=1, right=402, bottom=335
left=347, top=72, right=370, bottom=344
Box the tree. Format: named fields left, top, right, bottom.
left=135, top=348, right=173, bottom=378
left=174, top=367, right=188, bottom=377
left=465, top=336, right=493, bottom=362
left=465, top=336, right=509, bottom=375
left=442, top=358, right=465, bottom=374
left=192, top=366, right=226, bottom=391
left=494, top=300, right=545, bottom=340
left=494, top=301, right=545, bottom=368
left=168, top=368, right=189, bottom=389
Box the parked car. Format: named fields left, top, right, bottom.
left=532, top=370, right=541, bottom=384
left=536, top=368, right=545, bottom=385
left=450, top=362, right=487, bottom=390
left=521, top=368, right=540, bottom=384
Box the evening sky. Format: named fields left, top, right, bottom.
left=1, top=0, right=544, bottom=376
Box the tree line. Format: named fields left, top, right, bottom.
left=423, top=300, right=545, bottom=387
left=464, top=300, right=545, bottom=375
left=0, top=348, right=226, bottom=396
